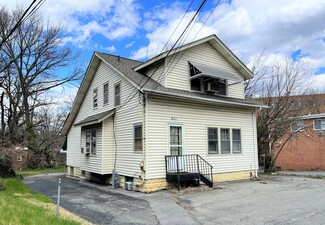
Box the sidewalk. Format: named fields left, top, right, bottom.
left=278, top=171, right=325, bottom=176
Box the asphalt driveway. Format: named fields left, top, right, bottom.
left=24, top=173, right=325, bottom=225
left=23, top=174, right=158, bottom=225
left=177, top=175, right=325, bottom=225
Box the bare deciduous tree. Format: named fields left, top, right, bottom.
left=0, top=6, right=81, bottom=167
left=247, top=56, right=319, bottom=172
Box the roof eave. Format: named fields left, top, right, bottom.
left=142, top=88, right=267, bottom=109
left=134, top=34, right=253, bottom=80
left=61, top=53, right=101, bottom=136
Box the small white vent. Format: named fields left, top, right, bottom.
left=319, top=131, right=324, bottom=137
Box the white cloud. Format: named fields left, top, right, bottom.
left=2, top=0, right=141, bottom=46
left=125, top=41, right=135, bottom=48
left=130, top=0, right=325, bottom=85
left=106, top=45, right=117, bottom=53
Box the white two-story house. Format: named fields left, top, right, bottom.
left=61, top=34, right=265, bottom=192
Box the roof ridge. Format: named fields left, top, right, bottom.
left=96, top=51, right=142, bottom=63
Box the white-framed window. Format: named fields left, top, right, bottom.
left=114, top=83, right=121, bottom=106
left=221, top=128, right=230, bottom=154
left=314, top=119, right=325, bottom=130
left=103, top=82, right=109, bottom=105
left=85, top=129, right=97, bottom=155
left=16, top=155, right=22, bottom=161
left=232, top=129, right=242, bottom=153
left=169, top=125, right=183, bottom=156
left=208, top=128, right=218, bottom=154
left=93, top=88, right=98, bottom=108
left=134, top=123, right=143, bottom=151
left=291, top=120, right=304, bottom=132
left=207, top=127, right=242, bottom=155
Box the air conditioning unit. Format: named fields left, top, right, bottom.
left=204, top=82, right=217, bottom=93
left=319, top=131, right=324, bottom=137
left=85, top=147, right=90, bottom=155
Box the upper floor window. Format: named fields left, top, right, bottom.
left=314, top=119, right=325, bottom=130
left=93, top=88, right=98, bottom=108
left=103, top=82, right=109, bottom=105
left=189, top=62, right=229, bottom=95
left=114, top=83, right=121, bottom=107
left=134, top=124, right=143, bottom=151
left=291, top=120, right=304, bottom=132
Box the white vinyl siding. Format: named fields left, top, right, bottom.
left=142, top=60, right=165, bottom=86
left=164, top=42, right=244, bottom=99
left=146, top=95, right=256, bottom=179
left=67, top=61, right=143, bottom=176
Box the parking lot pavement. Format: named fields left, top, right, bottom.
left=177, top=175, right=325, bottom=225
left=23, top=174, right=158, bottom=225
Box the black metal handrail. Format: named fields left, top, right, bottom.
left=165, top=154, right=213, bottom=186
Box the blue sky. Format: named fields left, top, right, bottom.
left=2, top=0, right=325, bottom=95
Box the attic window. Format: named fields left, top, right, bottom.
left=189, top=62, right=239, bottom=95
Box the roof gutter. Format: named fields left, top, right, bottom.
left=142, top=88, right=268, bottom=109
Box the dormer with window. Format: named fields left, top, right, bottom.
left=189, top=62, right=240, bottom=96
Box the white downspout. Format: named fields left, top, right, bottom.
left=252, top=110, right=258, bottom=178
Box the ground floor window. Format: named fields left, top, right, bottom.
left=85, top=129, right=97, bottom=155
left=134, top=124, right=143, bottom=151
left=207, top=127, right=242, bottom=154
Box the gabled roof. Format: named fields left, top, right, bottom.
left=134, top=34, right=253, bottom=80
left=62, top=34, right=265, bottom=136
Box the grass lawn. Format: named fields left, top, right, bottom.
left=0, top=178, right=90, bottom=225
left=17, top=165, right=66, bottom=177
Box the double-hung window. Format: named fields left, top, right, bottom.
left=85, top=129, right=97, bottom=155
left=232, top=129, right=241, bottom=153
left=134, top=124, right=143, bottom=151
left=314, top=119, right=325, bottom=130
left=207, top=127, right=242, bottom=154
left=103, top=82, right=109, bottom=105
left=208, top=128, right=218, bottom=153
left=93, top=88, right=98, bottom=108
left=221, top=128, right=230, bottom=154
left=114, top=83, right=121, bottom=107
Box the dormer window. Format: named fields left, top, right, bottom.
left=189, top=62, right=239, bottom=95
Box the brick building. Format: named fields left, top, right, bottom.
left=272, top=94, right=325, bottom=171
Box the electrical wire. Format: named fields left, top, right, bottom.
left=116, top=0, right=196, bottom=111
left=117, top=0, right=208, bottom=112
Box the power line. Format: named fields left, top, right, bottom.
left=117, top=0, right=196, bottom=111
left=148, top=0, right=221, bottom=97
left=0, top=0, right=37, bottom=49
left=117, top=0, right=208, bottom=111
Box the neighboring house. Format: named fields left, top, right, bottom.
left=61, top=34, right=265, bottom=192
left=0, top=146, right=29, bottom=170
left=273, top=94, right=325, bottom=171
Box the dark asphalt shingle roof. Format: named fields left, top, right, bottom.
left=74, top=109, right=115, bottom=126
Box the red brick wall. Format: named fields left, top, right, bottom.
left=274, top=119, right=325, bottom=170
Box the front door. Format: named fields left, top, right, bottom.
left=169, top=125, right=183, bottom=156
left=168, top=125, right=185, bottom=172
